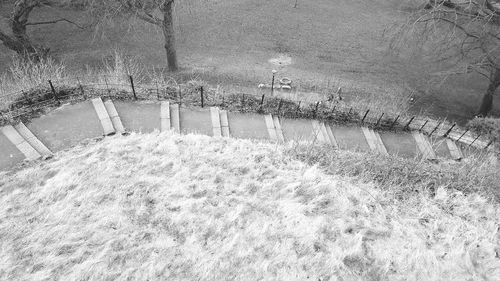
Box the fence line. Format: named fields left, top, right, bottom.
left=0, top=76, right=494, bottom=151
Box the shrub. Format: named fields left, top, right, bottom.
left=467, top=117, right=500, bottom=141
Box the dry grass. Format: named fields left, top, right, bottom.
left=0, top=132, right=499, bottom=280
left=0, top=57, right=67, bottom=97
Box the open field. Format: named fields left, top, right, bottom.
left=0, top=132, right=499, bottom=280
left=1, top=0, right=499, bottom=123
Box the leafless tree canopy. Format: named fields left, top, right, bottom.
left=0, top=0, right=82, bottom=60
left=81, top=0, right=178, bottom=71
left=393, top=0, right=500, bottom=115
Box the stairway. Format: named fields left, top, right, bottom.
left=0, top=98, right=490, bottom=171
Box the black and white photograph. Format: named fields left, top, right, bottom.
left=0, top=0, right=499, bottom=280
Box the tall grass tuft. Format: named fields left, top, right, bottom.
left=0, top=57, right=67, bottom=96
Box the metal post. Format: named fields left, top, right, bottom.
left=259, top=94, right=265, bottom=111
left=361, top=109, right=370, bottom=123
left=179, top=85, right=182, bottom=107
left=129, top=75, right=137, bottom=100
left=429, top=121, right=441, bottom=137
left=390, top=115, right=400, bottom=129
left=271, top=70, right=277, bottom=96
left=375, top=113, right=384, bottom=127
left=469, top=134, right=481, bottom=147
left=48, top=80, right=59, bottom=104
left=403, top=116, right=415, bottom=130
left=200, top=86, right=204, bottom=108
left=313, top=101, right=320, bottom=118
left=277, top=99, right=283, bottom=115
left=457, top=129, right=469, bottom=142
left=443, top=123, right=456, bottom=137
left=296, top=101, right=301, bottom=113
left=156, top=81, right=160, bottom=101
left=419, top=120, right=429, bottom=132
left=485, top=139, right=494, bottom=149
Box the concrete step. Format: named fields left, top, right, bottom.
left=379, top=131, right=419, bottom=159
left=103, top=99, right=125, bottom=134
left=113, top=101, right=161, bottom=133
left=281, top=118, right=315, bottom=143
left=170, top=103, right=180, bottom=133
left=210, top=107, right=222, bottom=137
left=412, top=131, right=436, bottom=160
left=372, top=129, right=388, bottom=156
left=324, top=124, right=338, bottom=149
left=1, top=125, right=40, bottom=161
left=264, top=114, right=278, bottom=141
left=430, top=137, right=453, bottom=159
left=228, top=112, right=268, bottom=140
left=362, top=127, right=388, bottom=155
left=27, top=101, right=105, bottom=152
left=273, top=116, right=285, bottom=143
left=330, top=125, right=370, bottom=152
left=311, top=120, right=329, bottom=144
left=220, top=110, right=230, bottom=137
left=0, top=126, right=26, bottom=170
left=180, top=107, right=212, bottom=136
left=161, top=101, right=171, bottom=132
left=446, top=139, right=463, bottom=160
left=14, top=122, right=52, bottom=158
left=91, top=97, right=115, bottom=136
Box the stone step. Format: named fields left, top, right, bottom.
left=362, top=127, right=387, bottom=155
left=273, top=116, right=285, bottom=143
left=330, top=125, right=370, bottom=152
left=210, top=107, right=222, bottom=137
left=1, top=125, right=40, bottom=161
left=412, top=131, right=436, bottom=160
left=161, top=101, right=171, bottom=132
left=372, top=129, right=388, bottom=156
left=220, top=110, right=230, bottom=137
left=446, top=139, right=463, bottom=160
left=103, top=99, right=125, bottom=134
left=379, top=131, right=419, bottom=159
left=311, top=120, right=329, bottom=144
left=264, top=114, right=278, bottom=141
left=113, top=101, right=161, bottom=133
left=14, top=122, right=52, bottom=158
left=170, top=103, right=180, bottom=133
left=91, top=97, right=115, bottom=136
left=324, top=124, right=338, bottom=149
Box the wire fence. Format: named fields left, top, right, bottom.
left=0, top=75, right=495, bottom=151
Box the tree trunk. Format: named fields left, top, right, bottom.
left=161, top=0, right=178, bottom=72
left=477, top=68, right=500, bottom=117
left=0, top=0, right=48, bottom=61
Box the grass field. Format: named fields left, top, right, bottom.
left=1, top=0, right=499, bottom=122
left=0, top=132, right=499, bottom=280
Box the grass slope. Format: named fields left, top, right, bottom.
left=0, top=133, right=499, bottom=280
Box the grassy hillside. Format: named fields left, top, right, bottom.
left=1, top=0, right=499, bottom=122
left=1, top=132, right=499, bottom=280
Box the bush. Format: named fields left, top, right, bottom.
left=467, top=117, right=500, bottom=141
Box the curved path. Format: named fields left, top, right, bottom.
left=0, top=98, right=478, bottom=171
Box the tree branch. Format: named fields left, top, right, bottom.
left=26, top=18, right=85, bottom=29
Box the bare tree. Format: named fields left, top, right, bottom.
left=0, top=0, right=82, bottom=61
left=85, top=0, right=178, bottom=71
left=394, top=0, right=500, bottom=116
